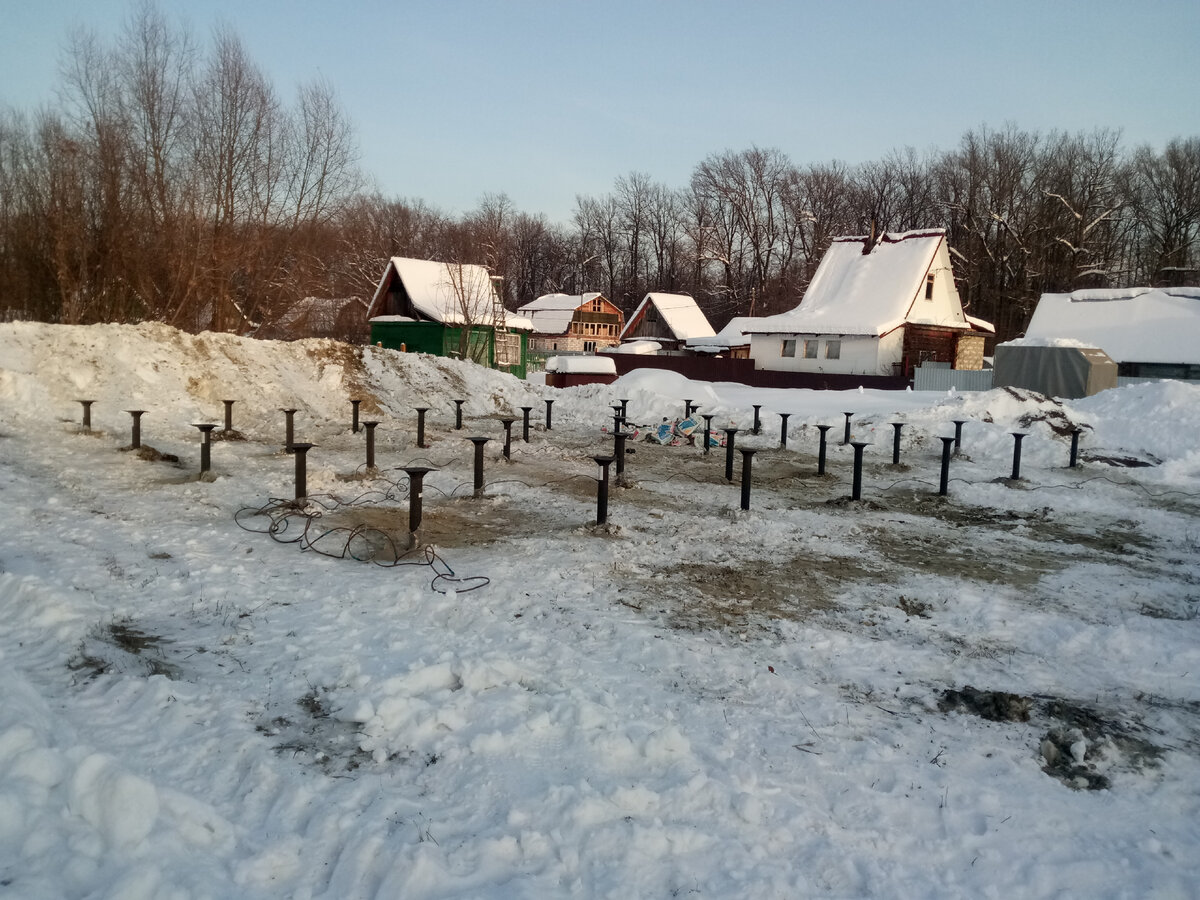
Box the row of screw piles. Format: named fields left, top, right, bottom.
left=707, top=407, right=1085, bottom=510
left=80, top=394, right=1085, bottom=529
left=589, top=399, right=636, bottom=524
left=289, top=394, right=562, bottom=538
left=284, top=401, right=1072, bottom=523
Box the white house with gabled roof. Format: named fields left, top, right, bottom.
left=620, top=292, right=715, bottom=352
left=744, top=229, right=992, bottom=378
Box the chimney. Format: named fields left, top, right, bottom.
left=863, top=219, right=878, bottom=255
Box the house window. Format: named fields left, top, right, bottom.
left=803, top=339, right=818, bottom=358
left=825, top=340, right=841, bottom=359
left=584, top=340, right=596, bottom=352
left=925, top=274, right=934, bottom=300
left=495, top=333, right=521, bottom=366
left=647, top=306, right=659, bottom=323
left=781, top=339, right=796, bottom=358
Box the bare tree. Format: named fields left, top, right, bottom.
left=284, top=78, right=359, bottom=229
left=444, top=262, right=499, bottom=364
left=1125, top=137, right=1200, bottom=284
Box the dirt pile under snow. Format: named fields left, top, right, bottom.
left=0, top=321, right=549, bottom=434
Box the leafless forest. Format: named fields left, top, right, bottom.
left=1, top=6, right=1197, bottom=341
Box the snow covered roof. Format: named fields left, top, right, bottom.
left=685, top=316, right=756, bottom=352
left=521, top=292, right=603, bottom=311
left=744, top=230, right=972, bottom=336
left=516, top=293, right=606, bottom=335
left=545, top=355, right=617, bottom=374
left=965, top=315, right=996, bottom=334
left=367, top=257, right=532, bottom=331
left=604, top=340, right=662, bottom=355
left=623, top=293, right=715, bottom=341
left=1024, top=287, right=1200, bottom=364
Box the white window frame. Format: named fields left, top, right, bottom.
left=781, top=338, right=796, bottom=358
left=803, top=339, right=818, bottom=359
left=825, top=339, right=841, bottom=359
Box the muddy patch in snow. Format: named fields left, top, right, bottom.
left=69, top=618, right=180, bottom=680
left=255, top=684, right=375, bottom=775
left=644, top=558, right=843, bottom=632
left=939, top=686, right=1168, bottom=790
left=294, top=498, right=545, bottom=554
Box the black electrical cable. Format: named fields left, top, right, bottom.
left=234, top=495, right=488, bottom=593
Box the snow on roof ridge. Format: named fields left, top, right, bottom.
left=1063, top=286, right=1200, bottom=303
left=832, top=227, right=947, bottom=245
left=522, top=293, right=585, bottom=311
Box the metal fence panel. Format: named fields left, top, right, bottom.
left=913, top=365, right=995, bottom=392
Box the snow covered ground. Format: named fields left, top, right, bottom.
left=1, top=321, right=1198, bottom=899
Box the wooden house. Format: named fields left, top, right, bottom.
left=516, top=292, right=624, bottom=353
left=619, top=293, right=715, bottom=352
left=367, top=257, right=533, bottom=378
left=745, top=229, right=993, bottom=378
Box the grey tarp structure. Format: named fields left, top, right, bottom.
left=992, top=345, right=1118, bottom=399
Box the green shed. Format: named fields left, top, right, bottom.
left=370, top=319, right=530, bottom=379
left=366, top=256, right=533, bottom=378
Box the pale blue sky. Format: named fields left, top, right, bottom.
left=2, top=0, right=1197, bottom=223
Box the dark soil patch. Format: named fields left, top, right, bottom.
left=256, top=685, right=373, bottom=774
left=1139, top=597, right=1198, bottom=620
left=129, top=445, right=180, bottom=464
left=69, top=619, right=179, bottom=680
left=1017, top=408, right=1088, bottom=439
left=310, top=498, right=543, bottom=554
left=896, top=595, right=933, bottom=618
left=938, top=686, right=1165, bottom=791
left=1082, top=452, right=1161, bottom=468
left=939, top=686, right=1033, bottom=722
left=1037, top=699, right=1164, bottom=790
left=650, top=559, right=841, bottom=632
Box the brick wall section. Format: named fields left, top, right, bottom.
left=954, top=333, right=986, bottom=370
